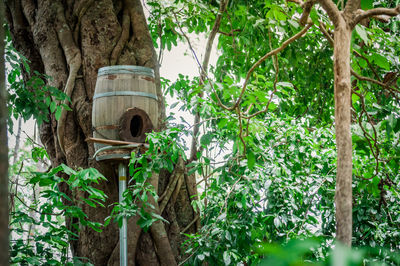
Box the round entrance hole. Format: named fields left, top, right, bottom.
left=130, top=115, right=143, bottom=137
left=119, top=107, right=154, bottom=143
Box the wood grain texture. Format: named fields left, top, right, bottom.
left=92, top=66, right=158, bottom=152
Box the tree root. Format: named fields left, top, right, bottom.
left=146, top=173, right=177, bottom=266
left=107, top=214, right=142, bottom=266
left=73, top=0, right=95, bottom=43
left=170, top=172, right=184, bottom=208
left=53, top=2, right=82, bottom=155
left=181, top=215, right=199, bottom=234
left=110, top=1, right=130, bottom=65
left=159, top=157, right=185, bottom=213
left=184, top=170, right=201, bottom=231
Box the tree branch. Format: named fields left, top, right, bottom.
left=300, top=0, right=317, bottom=26
left=225, top=23, right=312, bottom=112
left=319, top=21, right=400, bottom=98
left=287, top=0, right=304, bottom=5
left=318, top=0, right=342, bottom=27
left=353, top=6, right=400, bottom=26
left=344, top=0, right=360, bottom=14
left=189, top=0, right=229, bottom=162
left=350, top=69, right=386, bottom=87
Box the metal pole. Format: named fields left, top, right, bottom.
left=118, top=162, right=128, bottom=266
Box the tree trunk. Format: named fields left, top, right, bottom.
left=333, top=23, right=353, bottom=246
left=0, top=0, right=10, bottom=264
left=6, top=0, right=197, bottom=264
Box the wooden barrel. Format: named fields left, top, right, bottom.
left=92, top=65, right=158, bottom=152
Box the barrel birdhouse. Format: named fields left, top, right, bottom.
left=92, top=65, right=158, bottom=159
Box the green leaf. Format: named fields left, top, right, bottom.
left=137, top=217, right=155, bottom=231
left=55, top=106, right=62, bottom=120
left=200, top=133, right=212, bottom=147
left=355, top=25, right=368, bottom=44
left=50, top=101, right=56, bottom=113
left=223, top=251, right=231, bottom=265
left=361, top=0, right=373, bottom=10
left=371, top=53, right=390, bottom=70
left=274, top=217, right=281, bottom=228
left=83, top=198, right=97, bottom=208
left=268, top=102, right=277, bottom=111
left=247, top=150, right=256, bottom=170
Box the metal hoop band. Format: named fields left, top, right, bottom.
left=93, top=91, right=158, bottom=100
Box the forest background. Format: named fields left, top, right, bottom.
left=1, top=0, right=400, bottom=265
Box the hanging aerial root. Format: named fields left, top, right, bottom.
left=181, top=215, right=199, bottom=234
left=110, top=1, right=130, bottom=65
left=170, top=172, right=184, bottom=208
left=159, top=157, right=185, bottom=213
left=53, top=2, right=82, bottom=154
left=146, top=172, right=177, bottom=266
left=73, top=0, right=95, bottom=43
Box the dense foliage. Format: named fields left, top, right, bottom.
left=5, top=0, right=400, bottom=265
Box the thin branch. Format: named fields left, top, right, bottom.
left=242, top=32, right=280, bottom=120
left=352, top=89, right=380, bottom=179
left=178, top=248, right=199, bottom=266
left=218, top=29, right=241, bottom=36
left=12, top=118, right=22, bottom=165
left=237, top=106, right=246, bottom=154
left=319, top=22, right=399, bottom=98
left=318, top=22, right=333, bottom=45
left=353, top=6, right=400, bottom=26
left=353, top=50, right=381, bottom=81
left=189, top=0, right=229, bottom=162
left=13, top=193, right=65, bottom=216
left=300, top=0, right=317, bottom=26
left=287, top=0, right=304, bottom=5
left=350, top=69, right=386, bottom=87
left=224, top=23, right=312, bottom=112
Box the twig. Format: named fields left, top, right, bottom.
left=299, top=0, right=317, bottom=26
left=218, top=29, right=241, bottom=36
left=189, top=0, right=229, bottom=162
left=242, top=34, right=280, bottom=120
left=352, top=6, right=400, bottom=27
left=353, top=50, right=381, bottom=81
left=181, top=215, right=199, bottom=233
left=223, top=23, right=312, bottom=112
left=13, top=193, right=65, bottom=216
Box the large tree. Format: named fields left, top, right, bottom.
left=5, top=0, right=197, bottom=264
left=5, top=0, right=400, bottom=264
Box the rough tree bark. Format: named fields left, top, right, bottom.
left=6, top=0, right=198, bottom=264
left=0, top=0, right=10, bottom=264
